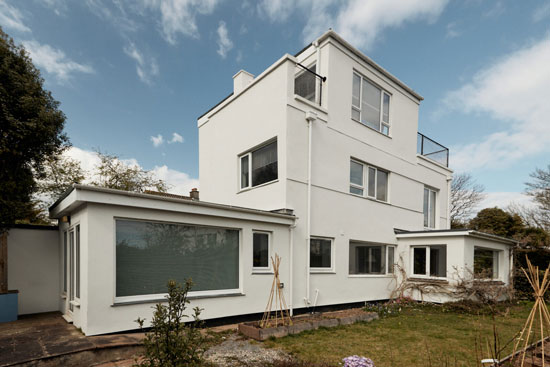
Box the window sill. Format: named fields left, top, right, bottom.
left=352, top=117, right=392, bottom=139
left=61, top=294, right=67, bottom=299
left=70, top=300, right=81, bottom=308
left=238, top=179, right=279, bottom=194
left=408, top=277, right=448, bottom=284
left=293, top=94, right=328, bottom=115
left=310, top=270, right=336, bottom=274
left=112, top=292, right=245, bottom=306
left=252, top=269, right=274, bottom=275
left=348, top=274, right=394, bottom=278
left=349, top=192, right=391, bottom=206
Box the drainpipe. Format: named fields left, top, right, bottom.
left=305, top=111, right=317, bottom=307
left=289, top=220, right=296, bottom=316
left=446, top=177, right=452, bottom=229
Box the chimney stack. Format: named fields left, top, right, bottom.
left=190, top=188, right=199, bottom=200
left=233, top=70, right=254, bottom=95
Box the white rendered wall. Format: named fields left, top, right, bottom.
left=82, top=203, right=292, bottom=336
left=8, top=228, right=60, bottom=315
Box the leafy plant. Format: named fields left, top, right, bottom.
left=135, top=279, right=206, bottom=367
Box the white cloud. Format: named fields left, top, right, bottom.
left=63, top=147, right=199, bottom=195
left=41, top=0, right=69, bottom=16
left=444, top=37, right=550, bottom=172
left=150, top=134, right=164, bottom=147
left=123, top=42, right=159, bottom=84
left=169, top=132, right=184, bottom=144
left=22, top=40, right=94, bottom=83
left=445, top=22, right=460, bottom=39
left=257, top=0, right=449, bottom=50
left=216, top=21, right=233, bottom=58
left=533, top=1, right=550, bottom=22
left=0, top=0, right=31, bottom=33
left=476, top=192, right=534, bottom=212
left=86, top=0, right=138, bottom=33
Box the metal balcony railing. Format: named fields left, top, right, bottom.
left=417, top=132, right=449, bottom=167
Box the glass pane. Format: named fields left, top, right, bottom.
left=352, top=73, right=361, bottom=108
left=352, top=107, right=360, bottom=121
left=376, top=170, right=388, bottom=201
left=349, top=243, right=385, bottom=274
left=423, top=188, right=429, bottom=227
left=240, top=155, right=249, bottom=189
left=252, top=141, right=278, bottom=186
left=387, top=247, right=395, bottom=274
left=361, top=79, right=381, bottom=130
left=69, top=231, right=74, bottom=303
left=350, top=161, right=363, bottom=186
left=474, top=248, right=497, bottom=279
left=430, top=190, right=436, bottom=228
left=368, top=167, right=376, bottom=197
left=350, top=186, right=363, bottom=195
left=310, top=238, right=332, bottom=268
left=76, top=225, right=80, bottom=298
left=382, top=124, right=389, bottom=136
left=116, top=220, right=239, bottom=297
left=63, top=232, right=67, bottom=293
left=413, top=247, right=426, bottom=275
left=253, top=233, right=269, bottom=268
left=429, top=245, right=446, bottom=277
left=295, top=64, right=316, bottom=102
left=382, top=93, right=390, bottom=123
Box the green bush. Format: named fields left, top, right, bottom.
left=135, top=279, right=206, bottom=367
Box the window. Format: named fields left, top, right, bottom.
left=69, top=230, right=74, bottom=311
left=387, top=246, right=395, bottom=274
left=63, top=231, right=67, bottom=294
left=75, top=225, right=80, bottom=299
left=116, top=219, right=240, bottom=298
left=349, top=242, right=387, bottom=275
left=253, top=232, right=270, bottom=269
left=349, top=159, right=388, bottom=202
left=295, top=64, right=316, bottom=102
left=240, top=140, right=278, bottom=189
left=423, top=187, right=437, bottom=228
left=412, top=245, right=447, bottom=278
left=352, top=72, right=391, bottom=135
left=310, top=237, right=333, bottom=271
left=474, top=247, right=499, bottom=279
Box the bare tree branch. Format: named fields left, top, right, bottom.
left=450, top=173, right=486, bottom=228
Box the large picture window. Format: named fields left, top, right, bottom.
left=310, top=237, right=333, bottom=271
left=116, top=219, right=240, bottom=298
left=474, top=247, right=499, bottom=279
left=349, top=242, right=387, bottom=275
left=240, top=140, right=278, bottom=189
left=352, top=72, right=391, bottom=135
left=423, top=187, right=437, bottom=228
left=349, top=159, right=388, bottom=202
left=412, top=245, right=447, bottom=278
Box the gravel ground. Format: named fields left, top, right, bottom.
left=205, top=333, right=291, bottom=367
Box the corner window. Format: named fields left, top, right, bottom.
left=474, top=247, right=499, bottom=279
left=349, top=159, right=388, bottom=202
left=423, top=187, right=437, bottom=228
left=310, top=237, right=333, bottom=271
left=63, top=231, right=67, bottom=294
left=240, top=140, right=278, bottom=189
left=349, top=242, right=390, bottom=275
left=75, top=225, right=80, bottom=299
left=412, top=245, right=447, bottom=278
left=295, top=64, right=316, bottom=102
left=253, top=232, right=270, bottom=270
left=352, top=72, right=391, bottom=135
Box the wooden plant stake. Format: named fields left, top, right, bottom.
left=260, top=254, right=292, bottom=329
left=511, top=257, right=550, bottom=367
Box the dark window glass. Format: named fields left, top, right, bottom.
left=63, top=232, right=67, bottom=293
left=252, top=141, right=277, bottom=186
left=376, top=170, right=388, bottom=201
left=349, top=243, right=385, bottom=274
left=388, top=247, right=395, bottom=274
left=253, top=233, right=269, bottom=268
left=429, top=245, right=446, bottom=278
left=241, top=155, right=249, bottom=189
left=413, top=247, right=426, bottom=275
left=76, top=225, right=80, bottom=298
left=310, top=238, right=332, bottom=268
left=474, top=248, right=498, bottom=279
left=295, top=64, right=316, bottom=102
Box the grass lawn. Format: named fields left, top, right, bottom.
left=264, top=301, right=534, bottom=367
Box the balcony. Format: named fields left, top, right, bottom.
left=417, top=133, right=449, bottom=167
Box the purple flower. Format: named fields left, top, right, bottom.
left=343, top=355, right=375, bottom=367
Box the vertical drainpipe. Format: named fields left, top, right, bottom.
left=289, top=220, right=296, bottom=316
left=446, top=177, right=452, bottom=229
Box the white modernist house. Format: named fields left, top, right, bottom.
left=44, top=30, right=515, bottom=335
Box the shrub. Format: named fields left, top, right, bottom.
left=135, top=279, right=206, bottom=367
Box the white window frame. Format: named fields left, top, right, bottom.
left=411, top=245, right=447, bottom=279
left=348, top=242, right=394, bottom=277
left=239, top=139, right=278, bottom=191
left=309, top=236, right=335, bottom=273
left=424, top=187, right=437, bottom=229
left=473, top=247, right=500, bottom=280
left=352, top=71, right=391, bottom=136
left=386, top=246, right=396, bottom=275
left=62, top=231, right=67, bottom=295
left=252, top=230, right=272, bottom=273
left=349, top=159, right=389, bottom=202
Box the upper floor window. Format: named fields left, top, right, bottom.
left=295, top=64, right=316, bottom=103
left=240, top=140, right=278, bottom=189
left=423, top=187, right=437, bottom=228
left=349, top=159, right=388, bottom=202
left=352, top=72, right=390, bottom=135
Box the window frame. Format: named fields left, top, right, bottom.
left=473, top=247, right=500, bottom=280
left=423, top=187, right=437, bottom=229
left=252, top=230, right=272, bottom=273
left=294, top=62, right=318, bottom=104
left=352, top=71, right=391, bottom=136
left=75, top=224, right=80, bottom=300
left=239, top=139, right=278, bottom=191
left=411, top=245, right=447, bottom=279
left=348, top=242, right=394, bottom=277
left=349, top=159, right=389, bottom=202
left=309, top=236, right=335, bottom=273
left=63, top=231, right=67, bottom=295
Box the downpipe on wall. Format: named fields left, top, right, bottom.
left=304, top=110, right=317, bottom=308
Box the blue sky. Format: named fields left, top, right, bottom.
left=1, top=0, right=549, bottom=209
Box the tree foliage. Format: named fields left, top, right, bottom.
left=469, top=207, right=524, bottom=238
left=0, top=28, right=68, bottom=231
left=450, top=173, right=486, bottom=228
left=524, top=164, right=550, bottom=231
left=35, top=153, right=85, bottom=203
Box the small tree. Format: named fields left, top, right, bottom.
left=450, top=173, right=486, bottom=228
left=469, top=207, right=524, bottom=238
left=135, top=279, right=206, bottom=367
left=524, top=164, right=550, bottom=232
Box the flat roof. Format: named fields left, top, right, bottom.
left=394, top=228, right=517, bottom=245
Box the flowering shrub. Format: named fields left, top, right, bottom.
left=364, top=297, right=417, bottom=318
left=342, top=355, right=375, bottom=367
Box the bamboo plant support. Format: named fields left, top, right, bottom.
left=511, top=257, right=550, bottom=367
left=260, top=254, right=292, bottom=329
